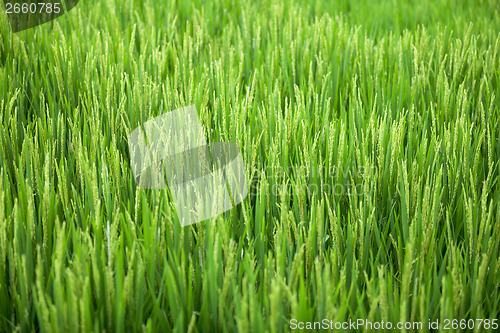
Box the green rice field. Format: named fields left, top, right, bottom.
left=0, top=0, right=499, bottom=331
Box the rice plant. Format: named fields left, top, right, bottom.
left=0, top=0, right=499, bottom=331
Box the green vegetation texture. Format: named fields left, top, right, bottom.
left=0, top=0, right=499, bottom=331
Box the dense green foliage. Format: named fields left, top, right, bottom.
left=1, top=0, right=499, bottom=331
